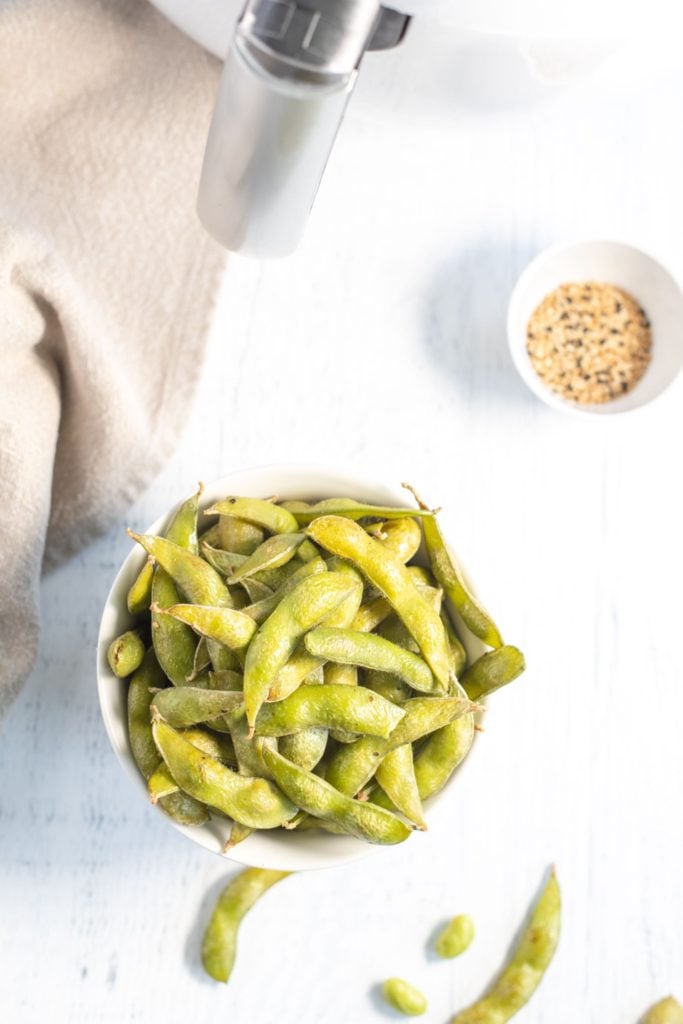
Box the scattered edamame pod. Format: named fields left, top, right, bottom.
left=451, top=869, right=561, bottom=1024
left=261, top=746, right=412, bottom=845
left=306, top=516, right=451, bottom=690
left=254, top=683, right=405, bottom=739
left=304, top=626, right=436, bottom=694
left=434, top=914, right=475, bottom=958
left=153, top=721, right=297, bottom=829
left=404, top=483, right=503, bottom=649
left=243, top=572, right=360, bottom=732
left=382, top=978, right=428, bottom=1017
left=201, top=868, right=291, bottom=983
left=461, top=646, right=526, bottom=701
left=107, top=630, right=145, bottom=678
left=643, top=997, right=683, bottom=1024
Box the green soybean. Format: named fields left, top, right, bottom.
left=461, top=646, right=525, bottom=701
left=228, top=533, right=306, bottom=583
left=151, top=687, right=243, bottom=728
left=107, top=630, right=145, bottom=678
left=382, top=978, right=428, bottom=1017
left=375, top=743, right=426, bottom=830
left=435, top=914, right=475, bottom=958
left=254, top=683, right=405, bottom=739
left=157, top=602, right=257, bottom=651
left=201, top=868, right=291, bottom=983
left=217, top=516, right=265, bottom=554
left=367, top=516, right=422, bottom=563
left=206, top=496, right=299, bottom=535
left=304, top=626, right=436, bottom=694
left=282, top=498, right=433, bottom=525
left=279, top=727, right=328, bottom=771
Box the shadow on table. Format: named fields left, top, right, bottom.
left=419, top=237, right=540, bottom=411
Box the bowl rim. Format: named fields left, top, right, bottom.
left=507, top=237, right=683, bottom=419
left=96, top=463, right=486, bottom=871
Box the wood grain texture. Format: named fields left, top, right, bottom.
left=1, top=34, right=683, bottom=1023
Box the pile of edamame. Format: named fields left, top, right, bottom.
left=108, top=485, right=525, bottom=847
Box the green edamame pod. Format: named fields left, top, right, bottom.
left=153, top=721, right=296, bottom=828
left=365, top=671, right=413, bottom=705
left=107, top=630, right=145, bottom=678
left=254, top=683, right=405, bottom=739
left=201, top=868, right=291, bottom=983
left=412, top=713, right=475, bottom=800
left=404, top=485, right=503, bottom=649
left=241, top=556, right=328, bottom=625
left=224, top=706, right=277, bottom=778
left=180, top=726, right=237, bottom=766
left=282, top=498, right=433, bottom=525
left=261, top=747, right=412, bottom=845
left=148, top=763, right=178, bottom=803
left=326, top=694, right=474, bottom=796
left=323, top=662, right=357, bottom=687
left=229, top=533, right=306, bottom=583
left=382, top=978, right=428, bottom=1017
left=127, top=650, right=207, bottom=825
left=206, top=496, right=299, bottom=535
left=367, top=517, right=422, bottom=564
left=155, top=602, right=257, bottom=651
left=441, top=609, right=467, bottom=678
left=243, top=572, right=360, bottom=732
left=306, top=516, right=451, bottom=691
left=202, top=543, right=303, bottom=591
left=461, top=646, right=525, bottom=701
left=127, top=557, right=154, bottom=615
left=375, top=743, right=426, bottom=830
left=304, top=626, right=436, bottom=694
left=643, top=998, right=683, bottom=1024
left=129, top=533, right=233, bottom=608
left=151, top=687, right=243, bottom=728
left=434, top=914, right=475, bottom=958
left=451, top=869, right=561, bottom=1024
left=224, top=821, right=253, bottom=851
left=279, top=727, right=328, bottom=771
left=217, top=516, right=264, bottom=555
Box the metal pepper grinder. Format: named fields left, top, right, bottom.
left=197, top=0, right=410, bottom=258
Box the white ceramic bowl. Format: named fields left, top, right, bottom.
left=97, top=465, right=485, bottom=871
left=507, top=240, right=683, bottom=418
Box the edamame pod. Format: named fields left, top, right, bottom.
left=201, top=868, right=291, bottom=983
left=206, top=496, right=299, bottom=535
left=326, top=695, right=474, bottom=796
left=279, top=727, right=328, bottom=771
left=129, top=533, right=233, bottom=608
left=306, top=516, right=451, bottom=690
left=241, top=556, right=327, bottom=625
left=127, top=557, right=154, bottom=615
left=254, top=683, right=405, bottom=739
left=151, top=687, right=243, bottom=728
left=461, top=646, right=525, bottom=701
left=156, top=602, right=257, bottom=651
left=441, top=609, right=467, bottom=678
left=643, top=998, right=683, bottom=1024
left=229, top=533, right=306, bottom=583
left=127, top=650, right=207, bottom=825
left=224, top=821, right=253, bottom=851
left=243, top=572, right=360, bottom=732
left=148, top=764, right=178, bottom=802
left=107, top=630, right=145, bottom=678
left=375, top=743, right=426, bottom=830
left=153, top=721, right=297, bottom=828
left=282, top=498, right=433, bottom=525
left=261, top=747, right=412, bottom=845
left=434, top=914, right=475, bottom=958
left=451, top=869, right=561, bottom=1024
left=404, top=485, right=503, bottom=649
left=365, top=671, right=413, bottom=705
left=367, top=517, right=422, bottom=564
left=224, top=706, right=277, bottom=778
left=382, top=978, right=428, bottom=1017
left=217, top=516, right=264, bottom=554
left=304, top=626, right=436, bottom=694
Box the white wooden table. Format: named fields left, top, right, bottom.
left=2, top=30, right=682, bottom=1024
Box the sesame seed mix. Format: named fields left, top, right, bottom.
left=526, top=281, right=652, bottom=405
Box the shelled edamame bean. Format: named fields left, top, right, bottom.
left=107, top=484, right=525, bottom=848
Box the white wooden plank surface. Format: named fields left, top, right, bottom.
left=1, top=31, right=682, bottom=1024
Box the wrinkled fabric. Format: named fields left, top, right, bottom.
left=0, top=0, right=225, bottom=717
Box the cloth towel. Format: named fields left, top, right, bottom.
left=0, top=0, right=224, bottom=718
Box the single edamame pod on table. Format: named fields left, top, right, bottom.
left=382, top=978, right=428, bottom=1017
left=304, top=626, right=437, bottom=694
left=403, top=483, right=504, bottom=649
left=127, top=649, right=207, bottom=825
left=461, top=646, right=526, bottom=701
left=434, top=914, right=475, bottom=958
left=261, top=746, right=412, bottom=845
left=451, top=869, right=561, bottom=1024
left=201, top=867, right=291, bottom=983
left=107, top=630, right=145, bottom=678
left=643, top=998, right=683, bottom=1024
left=152, top=721, right=297, bottom=829
left=243, top=571, right=360, bottom=732
left=306, top=516, right=452, bottom=691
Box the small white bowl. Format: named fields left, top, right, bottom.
left=97, top=465, right=486, bottom=871
left=508, top=240, right=683, bottom=417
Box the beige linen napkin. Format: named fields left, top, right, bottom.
left=0, top=0, right=224, bottom=717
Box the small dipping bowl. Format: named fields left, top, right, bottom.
left=508, top=240, right=683, bottom=417
left=97, top=465, right=486, bottom=871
